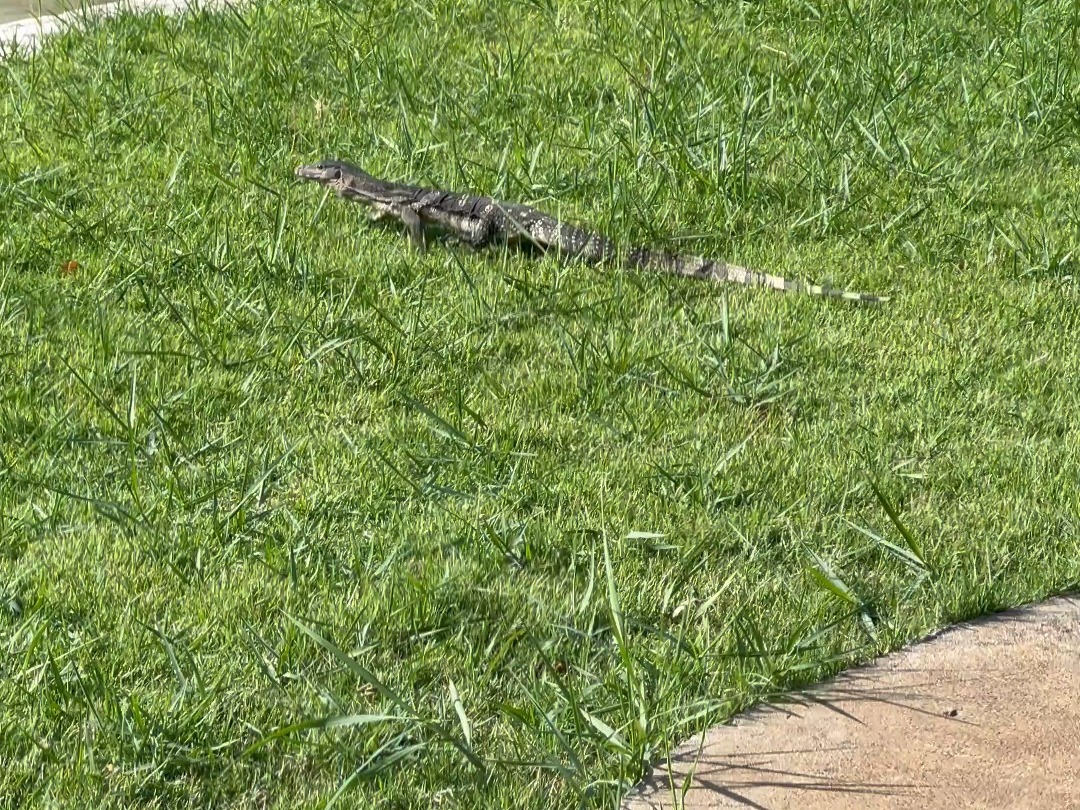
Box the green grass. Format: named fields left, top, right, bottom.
left=2, top=0, right=1079, bottom=806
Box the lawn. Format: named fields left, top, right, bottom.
left=1, top=0, right=1078, bottom=807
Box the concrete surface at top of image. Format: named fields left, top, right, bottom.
left=624, top=596, right=1080, bottom=809
left=0, top=0, right=241, bottom=53
left=0, top=1, right=108, bottom=25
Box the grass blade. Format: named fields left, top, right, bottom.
left=289, top=615, right=487, bottom=774
left=865, top=474, right=928, bottom=569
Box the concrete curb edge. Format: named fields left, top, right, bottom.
left=1, top=0, right=243, bottom=56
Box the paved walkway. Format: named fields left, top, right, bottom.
left=624, top=596, right=1080, bottom=809
left=0, top=0, right=239, bottom=55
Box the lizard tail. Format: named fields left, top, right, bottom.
left=625, top=248, right=889, bottom=304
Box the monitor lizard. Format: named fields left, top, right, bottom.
left=295, top=159, right=889, bottom=304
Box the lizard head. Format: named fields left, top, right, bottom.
left=295, top=158, right=421, bottom=207
left=294, top=159, right=398, bottom=204
left=295, top=159, right=366, bottom=185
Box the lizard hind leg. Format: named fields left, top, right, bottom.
left=462, top=214, right=497, bottom=250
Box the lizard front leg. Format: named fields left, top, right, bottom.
left=398, top=206, right=426, bottom=253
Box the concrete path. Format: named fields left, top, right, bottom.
left=624, top=596, right=1080, bottom=809
left=0, top=0, right=240, bottom=55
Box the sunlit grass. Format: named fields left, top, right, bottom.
left=1, top=1, right=1078, bottom=807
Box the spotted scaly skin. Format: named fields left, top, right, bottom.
left=295, top=159, right=889, bottom=304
